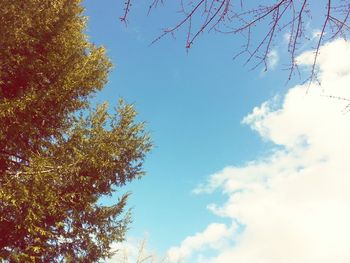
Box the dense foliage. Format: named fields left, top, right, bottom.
left=0, top=0, right=151, bottom=261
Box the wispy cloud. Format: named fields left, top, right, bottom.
left=167, top=39, right=350, bottom=263
left=267, top=49, right=279, bottom=70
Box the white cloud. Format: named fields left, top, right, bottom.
left=267, top=49, right=279, bottom=70
left=166, top=223, right=237, bottom=263
left=311, top=29, right=324, bottom=41
left=283, top=32, right=291, bottom=44
left=168, top=39, right=350, bottom=263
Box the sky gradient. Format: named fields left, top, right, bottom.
left=83, top=1, right=350, bottom=262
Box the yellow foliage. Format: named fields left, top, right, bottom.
left=0, top=1, right=151, bottom=261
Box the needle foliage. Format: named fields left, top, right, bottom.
left=0, top=0, right=151, bottom=261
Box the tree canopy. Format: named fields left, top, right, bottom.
left=0, top=0, right=151, bottom=261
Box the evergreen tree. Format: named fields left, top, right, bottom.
left=0, top=0, right=151, bottom=261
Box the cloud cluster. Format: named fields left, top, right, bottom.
left=167, top=39, right=350, bottom=263
left=167, top=223, right=237, bottom=263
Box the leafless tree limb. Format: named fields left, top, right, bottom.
left=120, top=0, right=132, bottom=23
left=121, top=0, right=350, bottom=81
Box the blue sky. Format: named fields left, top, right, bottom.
left=84, top=0, right=283, bottom=248
left=83, top=1, right=350, bottom=262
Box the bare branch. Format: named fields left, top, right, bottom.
left=148, top=0, right=164, bottom=16
left=309, top=0, right=332, bottom=85
left=120, top=0, right=132, bottom=23
left=122, top=0, right=350, bottom=80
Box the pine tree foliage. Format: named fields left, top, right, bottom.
left=0, top=0, right=151, bottom=261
